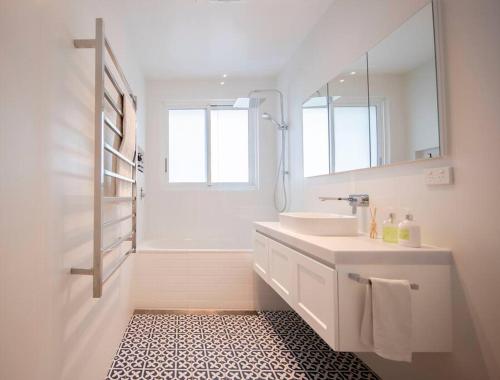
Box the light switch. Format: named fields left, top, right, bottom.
left=424, top=166, right=453, bottom=185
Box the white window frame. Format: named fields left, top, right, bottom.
left=163, top=101, right=258, bottom=191
left=369, top=97, right=387, bottom=166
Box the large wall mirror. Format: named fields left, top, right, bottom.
left=302, top=2, right=441, bottom=177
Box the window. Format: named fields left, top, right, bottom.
left=166, top=106, right=254, bottom=187
left=210, top=109, right=249, bottom=183
left=302, top=106, right=330, bottom=177
left=332, top=105, right=378, bottom=173
left=168, top=109, right=207, bottom=183
left=333, top=106, right=371, bottom=172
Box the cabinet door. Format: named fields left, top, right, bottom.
left=253, top=232, right=269, bottom=281
left=267, top=239, right=295, bottom=305
left=294, top=251, right=338, bottom=349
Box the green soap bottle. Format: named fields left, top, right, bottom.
left=382, top=213, right=398, bottom=243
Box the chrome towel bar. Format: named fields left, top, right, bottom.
left=104, top=116, right=123, bottom=137
left=104, top=65, right=124, bottom=97
left=102, top=232, right=134, bottom=254
left=104, top=169, right=135, bottom=183
left=102, top=249, right=134, bottom=284
left=103, top=214, right=134, bottom=228
left=103, top=196, right=134, bottom=202
left=104, top=143, right=136, bottom=167
left=104, top=90, right=124, bottom=117
left=348, top=272, right=419, bottom=290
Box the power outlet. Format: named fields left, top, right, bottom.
left=424, top=166, right=453, bottom=185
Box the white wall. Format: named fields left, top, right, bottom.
left=278, top=0, right=500, bottom=379
left=369, top=73, right=410, bottom=163
left=143, top=78, right=279, bottom=248
left=0, top=1, right=145, bottom=379
left=404, top=60, right=440, bottom=154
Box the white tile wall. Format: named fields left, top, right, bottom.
left=143, top=78, right=280, bottom=249
left=132, top=251, right=289, bottom=311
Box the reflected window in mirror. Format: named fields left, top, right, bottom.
left=302, top=85, right=330, bottom=177
left=328, top=54, right=373, bottom=173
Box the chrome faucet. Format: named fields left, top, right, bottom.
left=318, top=194, right=370, bottom=215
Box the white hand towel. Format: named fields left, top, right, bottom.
left=360, top=277, right=413, bottom=362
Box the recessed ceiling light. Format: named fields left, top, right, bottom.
left=350, top=71, right=356, bottom=75
left=220, top=81, right=225, bottom=86
left=339, top=79, right=345, bottom=83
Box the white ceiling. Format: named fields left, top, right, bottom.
left=121, top=0, right=334, bottom=80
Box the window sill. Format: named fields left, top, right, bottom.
left=162, top=183, right=258, bottom=192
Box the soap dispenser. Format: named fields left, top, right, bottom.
left=398, top=212, right=421, bottom=248
left=382, top=212, right=398, bottom=243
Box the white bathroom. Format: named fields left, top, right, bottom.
left=1, top=0, right=500, bottom=379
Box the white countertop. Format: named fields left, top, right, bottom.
left=255, top=222, right=451, bottom=266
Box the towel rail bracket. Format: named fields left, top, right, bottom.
left=74, top=39, right=96, bottom=49
left=70, top=268, right=93, bottom=276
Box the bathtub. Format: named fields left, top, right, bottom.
left=131, top=239, right=287, bottom=311
left=138, top=238, right=251, bottom=252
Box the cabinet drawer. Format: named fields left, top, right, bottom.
left=294, top=251, right=338, bottom=349
left=267, top=239, right=295, bottom=306
left=337, top=265, right=452, bottom=352
left=253, top=232, right=269, bottom=281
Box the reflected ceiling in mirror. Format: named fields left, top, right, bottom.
left=368, top=3, right=440, bottom=164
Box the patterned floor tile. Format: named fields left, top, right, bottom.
left=105, top=311, right=381, bottom=380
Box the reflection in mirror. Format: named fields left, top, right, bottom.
left=368, top=3, right=439, bottom=164
left=301, top=1, right=440, bottom=177
left=302, top=85, right=330, bottom=177
left=328, top=54, right=372, bottom=173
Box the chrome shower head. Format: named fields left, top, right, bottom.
left=261, top=112, right=283, bottom=128
left=233, top=97, right=265, bottom=109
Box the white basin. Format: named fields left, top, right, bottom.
left=279, top=212, right=358, bottom=236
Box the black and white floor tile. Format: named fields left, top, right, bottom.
left=106, top=311, right=380, bottom=380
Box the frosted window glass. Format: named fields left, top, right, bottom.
left=303, top=107, right=330, bottom=177
left=168, top=109, right=206, bottom=183
left=334, top=106, right=370, bottom=173
left=210, top=109, right=249, bottom=183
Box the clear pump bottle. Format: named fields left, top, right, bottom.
left=382, top=213, right=398, bottom=243
left=398, top=213, right=421, bottom=248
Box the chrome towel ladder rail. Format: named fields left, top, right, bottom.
left=70, top=19, right=137, bottom=298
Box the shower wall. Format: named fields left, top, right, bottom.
left=0, top=1, right=145, bottom=379
left=143, top=78, right=280, bottom=249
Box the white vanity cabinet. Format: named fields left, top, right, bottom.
left=293, top=248, right=338, bottom=348
left=267, top=239, right=295, bottom=305
left=253, top=231, right=269, bottom=280
left=253, top=225, right=452, bottom=353
left=253, top=232, right=339, bottom=348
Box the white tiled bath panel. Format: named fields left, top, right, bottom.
left=106, top=311, right=380, bottom=380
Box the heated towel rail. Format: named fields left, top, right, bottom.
left=70, top=19, right=137, bottom=298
